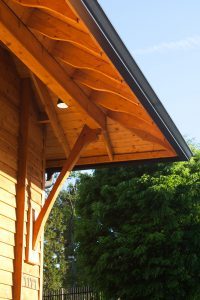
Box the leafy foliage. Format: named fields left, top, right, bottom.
left=75, top=150, right=200, bottom=299
left=43, top=187, right=77, bottom=290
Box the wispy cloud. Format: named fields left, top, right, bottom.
left=133, top=35, right=200, bottom=55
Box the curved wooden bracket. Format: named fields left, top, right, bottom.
left=31, top=125, right=101, bottom=251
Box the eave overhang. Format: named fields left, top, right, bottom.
left=71, top=0, right=192, bottom=162
left=0, top=0, right=192, bottom=172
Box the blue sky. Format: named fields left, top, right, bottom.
left=98, top=0, right=200, bottom=143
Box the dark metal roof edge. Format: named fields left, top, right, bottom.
left=70, top=0, right=192, bottom=161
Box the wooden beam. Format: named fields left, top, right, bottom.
left=37, top=112, right=49, bottom=124
left=91, top=91, right=152, bottom=123
left=72, top=69, right=134, bottom=101
left=27, top=10, right=97, bottom=52
left=33, top=125, right=101, bottom=249
left=78, top=151, right=177, bottom=165
left=46, top=149, right=177, bottom=168
left=13, top=79, right=30, bottom=300
left=107, top=111, right=170, bottom=149
left=52, top=42, right=120, bottom=81
left=13, top=0, right=77, bottom=20
left=90, top=93, right=171, bottom=151
left=0, top=0, right=106, bottom=130
left=102, top=128, right=113, bottom=161
left=31, top=74, right=70, bottom=157
left=65, top=0, right=130, bottom=76
left=12, top=0, right=87, bottom=31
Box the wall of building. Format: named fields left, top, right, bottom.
left=0, top=47, right=45, bottom=300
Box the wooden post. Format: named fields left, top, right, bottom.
left=13, top=79, right=30, bottom=300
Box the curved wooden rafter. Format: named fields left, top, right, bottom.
left=3, top=0, right=175, bottom=161
left=107, top=111, right=170, bottom=149
left=10, top=0, right=112, bottom=63
left=72, top=69, right=135, bottom=101
left=91, top=91, right=152, bottom=123
left=108, top=111, right=158, bottom=135
left=52, top=42, right=121, bottom=81
left=56, top=41, right=105, bottom=59
left=32, top=125, right=101, bottom=249
left=0, top=1, right=106, bottom=130
left=10, top=0, right=144, bottom=106
left=90, top=93, right=165, bottom=146
left=26, top=10, right=99, bottom=53
left=12, top=0, right=84, bottom=28
left=11, top=1, right=126, bottom=82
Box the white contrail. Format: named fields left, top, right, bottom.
left=133, top=35, right=200, bottom=55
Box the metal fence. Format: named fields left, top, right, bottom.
left=43, top=287, right=103, bottom=300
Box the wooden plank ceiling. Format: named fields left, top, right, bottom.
left=0, top=0, right=178, bottom=169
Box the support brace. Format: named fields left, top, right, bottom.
left=26, top=125, right=101, bottom=259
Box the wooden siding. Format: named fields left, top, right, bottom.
left=0, top=47, right=45, bottom=300
left=0, top=47, right=19, bottom=300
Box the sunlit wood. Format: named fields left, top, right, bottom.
left=107, top=111, right=169, bottom=149
left=46, top=149, right=177, bottom=169
left=13, top=79, right=30, bottom=300
left=27, top=10, right=97, bottom=52
left=91, top=91, right=151, bottom=122
left=72, top=69, right=134, bottom=101
left=31, top=74, right=71, bottom=157
left=0, top=0, right=106, bottom=129
left=102, top=129, right=113, bottom=161
left=12, top=0, right=88, bottom=31
left=33, top=125, right=101, bottom=249
left=52, top=42, right=120, bottom=80
left=0, top=0, right=185, bottom=299
left=13, top=0, right=76, bottom=20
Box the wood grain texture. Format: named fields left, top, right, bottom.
left=46, top=149, right=176, bottom=169
left=13, top=79, right=30, bottom=300
left=31, top=74, right=71, bottom=156
left=0, top=1, right=106, bottom=129
left=52, top=42, right=120, bottom=80
left=27, top=10, right=97, bottom=51
left=12, top=0, right=86, bottom=30
left=33, top=125, right=101, bottom=249
left=1, top=0, right=178, bottom=168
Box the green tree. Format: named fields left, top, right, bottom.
left=43, top=190, right=68, bottom=290
left=43, top=186, right=77, bottom=290
left=63, top=183, right=78, bottom=288
left=75, top=150, right=200, bottom=299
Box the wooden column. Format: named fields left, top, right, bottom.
left=13, top=79, right=30, bottom=300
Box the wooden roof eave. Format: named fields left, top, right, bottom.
left=68, top=0, right=192, bottom=161
left=0, top=0, right=192, bottom=170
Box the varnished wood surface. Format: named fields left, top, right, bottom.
left=0, top=48, right=45, bottom=300
left=0, top=0, right=177, bottom=170
left=13, top=79, right=30, bottom=300
left=0, top=49, right=19, bottom=300
left=33, top=125, right=101, bottom=249
left=0, top=1, right=183, bottom=299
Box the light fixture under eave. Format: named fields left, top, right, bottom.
left=57, top=99, right=68, bottom=109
